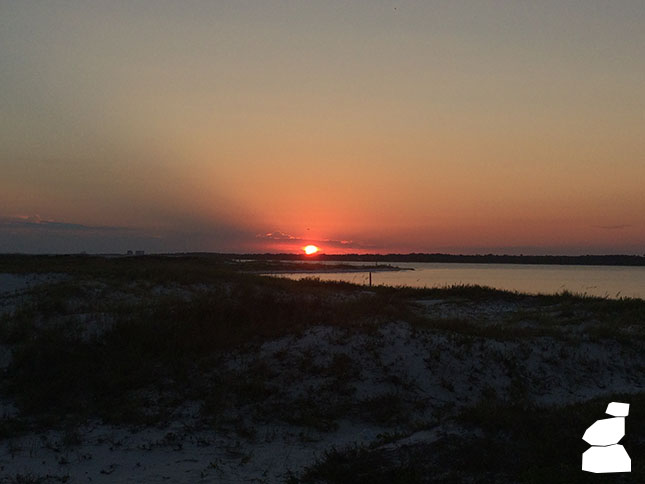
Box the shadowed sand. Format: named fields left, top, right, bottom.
left=0, top=255, right=643, bottom=482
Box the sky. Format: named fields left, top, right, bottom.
left=1, top=0, right=644, bottom=255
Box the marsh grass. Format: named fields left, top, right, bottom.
left=452, top=395, right=645, bottom=483
left=0, top=268, right=412, bottom=428
left=295, top=395, right=644, bottom=483
left=410, top=316, right=542, bottom=340
left=1, top=270, right=641, bottom=428
left=1, top=255, right=643, bottom=457
left=288, top=443, right=427, bottom=484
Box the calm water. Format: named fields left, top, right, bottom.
left=268, top=262, right=645, bottom=299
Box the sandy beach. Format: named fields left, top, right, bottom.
left=0, top=257, right=643, bottom=482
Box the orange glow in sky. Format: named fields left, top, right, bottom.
left=304, top=245, right=319, bottom=255
left=2, top=2, right=645, bottom=255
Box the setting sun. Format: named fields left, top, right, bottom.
left=304, top=245, right=319, bottom=255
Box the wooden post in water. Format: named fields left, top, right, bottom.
left=369, top=272, right=372, bottom=287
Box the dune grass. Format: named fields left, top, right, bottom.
left=0, top=255, right=643, bottom=482
left=0, top=261, right=412, bottom=428
left=295, top=394, right=644, bottom=483
left=1, top=257, right=643, bottom=426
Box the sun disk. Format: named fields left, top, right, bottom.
left=304, top=245, right=319, bottom=255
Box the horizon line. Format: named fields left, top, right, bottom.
left=2, top=252, right=644, bottom=258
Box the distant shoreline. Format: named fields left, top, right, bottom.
left=224, top=253, right=645, bottom=267
left=2, top=253, right=645, bottom=267
left=251, top=267, right=414, bottom=274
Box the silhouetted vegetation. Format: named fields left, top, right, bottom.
left=223, top=252, right=645, bottom=266
left=0, top=261, right=413, bottom=427
left=295, top=395, right=644, bottom=483
left=0, top=255, right=643, bottom=482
